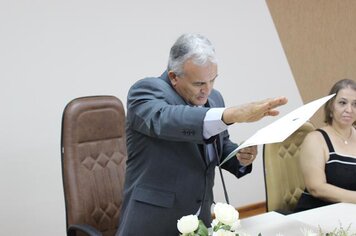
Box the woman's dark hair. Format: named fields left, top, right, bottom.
left=324, top=78, right=356, bottom=125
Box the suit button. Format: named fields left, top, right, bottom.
left=196, top=199, right=202, bottom=203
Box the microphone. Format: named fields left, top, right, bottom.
left=213, top=139, right=230, bottom=204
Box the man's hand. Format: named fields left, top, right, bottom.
left=236, top=145, right=257, bottom=166
left=222, top=96, right=288, bottom=124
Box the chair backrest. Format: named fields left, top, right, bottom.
left=61, top=96, right=127, bottom=236
left=263, top=121, right=315, bottom=213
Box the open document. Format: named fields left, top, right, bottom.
left=220, top=94, right=335, bottom=166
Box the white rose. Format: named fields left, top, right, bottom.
left=211, top=219, right=219, bottom=228
left=230, top=219, right=241, bottom=231
left=214, top=202, right=239, bottom=226
left=213, top=229, right=236, bottom=236
left=177, top=214, right=199, bottom=234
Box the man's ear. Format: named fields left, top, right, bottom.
left=168, top=71, right=178, bottom=86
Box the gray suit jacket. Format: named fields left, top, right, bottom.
left=116, top=72, right=251, bottom=236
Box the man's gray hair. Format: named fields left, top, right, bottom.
left=167, top=33, right=217, bottom=76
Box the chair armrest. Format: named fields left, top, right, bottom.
left=68, top=224, right=103, bottom=236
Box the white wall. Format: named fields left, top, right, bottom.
left=0, top=1, right=302, bottom=235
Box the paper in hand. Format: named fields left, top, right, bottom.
left=220, top=94, right=335, bottom=166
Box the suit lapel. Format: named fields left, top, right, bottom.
left=161, top=72, right=220, bottom=167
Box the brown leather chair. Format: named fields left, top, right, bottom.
left=263, top=121, right=315, bottom=214
left=61, top=96, right=127, bottom=236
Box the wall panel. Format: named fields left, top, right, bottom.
left=266, top=0, right=356, bottom=127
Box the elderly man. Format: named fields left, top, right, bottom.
left=116, top=33, right=287, bottom=235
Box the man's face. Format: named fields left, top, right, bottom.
left=169, top=59, right=218, bottom=106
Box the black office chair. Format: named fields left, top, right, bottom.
left=61, top=96, right=127, bottom=236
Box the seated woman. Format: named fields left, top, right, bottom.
left=295, top=78, right=356, bottom=212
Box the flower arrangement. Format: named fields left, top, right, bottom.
left=177, top=214, right=208, bottom=236
left=211, top=202, right=241, bottom=236
left=177, top=202, right=355, bottom=236
left=177, top=202, right=241, bottom=236
left=318, top=224, right=356, bottom=236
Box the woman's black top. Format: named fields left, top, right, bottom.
left=294, top=129, right=356, bottom=212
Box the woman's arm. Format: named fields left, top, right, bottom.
left=300, top=131, right=356, bottom=203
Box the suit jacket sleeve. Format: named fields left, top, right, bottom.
left=128, top=76, right=252, bottom=176
left=127, top=77, right=209, bottom=143
left=206, top=88, right=252, bottom=178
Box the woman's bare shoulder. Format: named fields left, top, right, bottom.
left=304, top=129, right=325, bottom=142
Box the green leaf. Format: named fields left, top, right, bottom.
left=195, top=220, right=208, bottom=236
left=220, top=224, right=231, bottom=231
left=213, top=222, right=223, bottom=232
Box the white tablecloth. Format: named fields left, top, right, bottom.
left=239, top=211, right=317, bottom=236
left=286, top=203, right=356, bottom=232
left=239, top=203, right=356, bottom=235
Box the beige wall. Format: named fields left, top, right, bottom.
left=266, top=0, right=356, bottom=128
